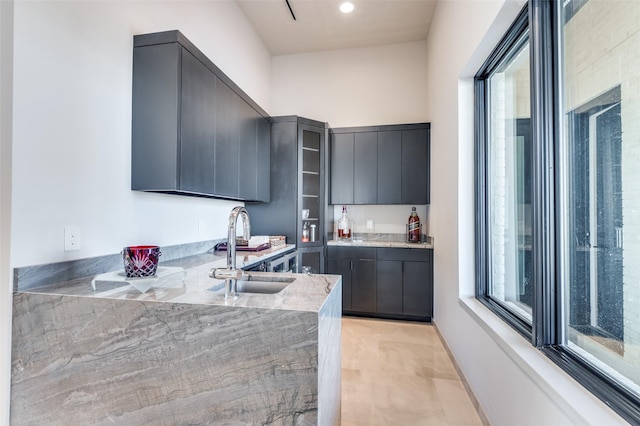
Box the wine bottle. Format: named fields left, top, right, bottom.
left=408, top=207, right=420, bottom=243
left=337, top=206, right=352, bottom=240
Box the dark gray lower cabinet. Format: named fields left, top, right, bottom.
left=376, top=260, right=403, bottom=315
left=403, top=260, right=433, bottom=317
left=299, top=247, right=325, bottom=274
left=326, top=246, right=433, bottom=321
left=326, top=246, right=376, bottom=313
left=351, top=259, right=377, bottom=313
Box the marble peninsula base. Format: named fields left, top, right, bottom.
left=11, top=288, right=341, bottom=425
left=11, top=247, right=341, bottom=425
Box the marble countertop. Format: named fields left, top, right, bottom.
left=20, top=244, right=340, bottom=314
left=327, top=236, right=434, bottom=249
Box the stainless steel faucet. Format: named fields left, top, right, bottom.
left=210, top=206, right=251, bottom=299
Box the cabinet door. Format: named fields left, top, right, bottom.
left=354, top=132, right=378, bottom=204
left=238, top=99, right=258, bottom=201
left=214, top=80, right=240, bottom=198
left=299, top=124, right=324, bottom=246
left=403, top=261, right=433, bottom=317
left=352, top=259, right=377, bottom=313
left=377, top=131, right=402, bottom=204
left=330, top=132, right=354, bottom=204
left=327, top=258, right=352, bottom=311
left=401, top=129, right=429, bottom=204
left=299, top=247, right=324, bottom=274
left=376, top=260, right=403, bottom=315
left=132, top=43, right=181, bottom=192
left=256, top=117, right=270, bottom=202
left=180, top=48, right=216, bottom=194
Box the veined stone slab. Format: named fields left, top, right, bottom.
left=11, top=262, right=341, bottom=425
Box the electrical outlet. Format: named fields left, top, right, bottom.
left=64, top=226, right=81, bottom=251
left=366, top=220, right=374, bottom=230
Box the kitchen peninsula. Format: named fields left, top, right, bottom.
left=11, top=246, right=342, bottom=425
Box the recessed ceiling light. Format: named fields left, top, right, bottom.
left=340, top=2, right=354, bottom=14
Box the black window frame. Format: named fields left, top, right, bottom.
left=474, top=5, right=533, bottom=340
left=475, top=1, right=640, bottom=423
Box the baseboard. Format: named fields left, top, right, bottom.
left=432, top=319, right=492, bottom=426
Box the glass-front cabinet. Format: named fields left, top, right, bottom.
left=246, top=116, right=328, bottom=273
left=299, top=124, right=325, bottom=248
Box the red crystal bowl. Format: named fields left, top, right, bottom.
left=122, top=245, right=161, bottom=278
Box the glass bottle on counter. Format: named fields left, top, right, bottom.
left=407, top=206, right=421, bottom=243
left=337, top=205, right=352, bottom=240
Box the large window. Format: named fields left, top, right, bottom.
left=476, top=1, right=640, bottom=422
left=476, top=8, right=533, bottom=335
left=559, top=0, right=640, bottom=410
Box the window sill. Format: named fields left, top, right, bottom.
left=458, top=296, right=628, bottom=425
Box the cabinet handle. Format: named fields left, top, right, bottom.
left=350, top=260, right=353, bottom=270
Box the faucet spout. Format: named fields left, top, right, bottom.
left=227, top=206, right=251, bottom=271
left=211, top=206, right=251, bottom=299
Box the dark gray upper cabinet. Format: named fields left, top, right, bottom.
left=213, top=80, right=239, bottom=198
left=377, top=131, right=402, bottom=204
left=238, top=100, right=258, bottom=201
left=354, top=132, right=378, bottom=204
left=131, top=30, right=270, bottom=202
left=330, top=123, right=430, bottom=205
left=401, top=128, right=430, bottom=204
left=180, top=49, right=216, bottom=194
left=256, top=118, right=270, bottom=202
left=330, top=133, right=354, bottom=204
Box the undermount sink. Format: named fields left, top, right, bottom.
left=235, top=279, right=293, bottom=294
left=208, top=273, right=296, bottom=295
left=244, top=274, right=296, bottom=284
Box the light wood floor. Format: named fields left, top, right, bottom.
left=341, top=316, right=484, bottom=426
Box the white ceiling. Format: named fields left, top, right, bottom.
left=236, top=0, right=438, bottom=56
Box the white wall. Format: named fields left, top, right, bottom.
left=1, top=0, right=14, bottom=422
left=4, top=0, right=272, bottom=421
left=426, top=0, right=627, bottom=424
left=271, top=40, right=428, bottom=128
left=271, top=41, right=431, bottom=234
left=10, top=0, right=271, bottom=267
left=330, top=204, right=429, bottom=236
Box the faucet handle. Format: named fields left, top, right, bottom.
left=210, top=268, right=245, bottom=280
